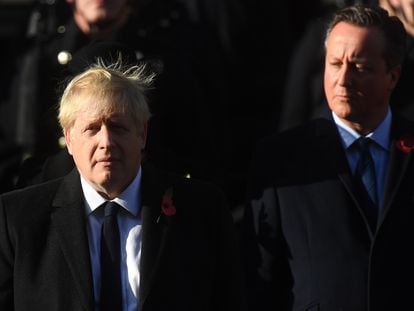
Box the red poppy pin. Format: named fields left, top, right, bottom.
left=157, top=187, right=176, bottom=223
left=396, top=133, right=414, bottom=153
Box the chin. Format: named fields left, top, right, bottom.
left=88, top=10, right=109, bottom=23
left=330, top=103, right=352, bottom=118
left=96, top=171, right=115, bottom=185
left=337, top=111, right=353, bottom=120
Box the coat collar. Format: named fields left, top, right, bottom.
left=314, top=114, right=414, bottom=234
left=378, top=114, right=414, bottom=226
left=51, top=169, right=95, bottom=311
left=50, top=163, right=177, bottom=310
left=313, top=117, right=378, bottom=237
left=138, top=162, right=176, bottom=309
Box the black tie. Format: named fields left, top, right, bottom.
left=354, top=137, right=378, bottom=228
left=355, top=137, right=378, bottom=205
left=100, top=201, right=122, bottom=311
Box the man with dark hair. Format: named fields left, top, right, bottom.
left=244, top=4, right=414, bottom=310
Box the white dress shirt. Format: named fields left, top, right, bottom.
left=332, top=110, right=392, bottom=208
left=81, top=167, right=143, bottom=311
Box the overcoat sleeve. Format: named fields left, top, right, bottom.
left=243, top=139, right=291, bottom=310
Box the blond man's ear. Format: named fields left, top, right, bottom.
left=64, top=128, right=74, bottom=155
left=141, top=123, right=148, bottom=150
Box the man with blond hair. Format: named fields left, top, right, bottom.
left=0, top=60, right=244, bottom=311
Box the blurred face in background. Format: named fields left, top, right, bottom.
left=67, top=0, right=131, bottom=33
left=383, top=0, right=414, bottom=34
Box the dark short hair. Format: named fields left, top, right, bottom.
left=325, top=4, right=406, bottom=69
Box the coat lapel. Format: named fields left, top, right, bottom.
left=337, top=172, right=376, bottom=238
left=50, top=169, right=94, bottom=311
left=379, top=116, right=414, bottom=226
left=314, top=117, right=358, bottom=202
left=316, top=114, right=414, bottom=233
left=138, top=163, right=175, bottom=309
left=314, top=118, right=376, bottom=237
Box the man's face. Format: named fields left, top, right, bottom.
left=68, top=0, right=129, bottom=25
left=65, top=103, right=146, bottom=199
left=324, top=22, right=400, bottom=132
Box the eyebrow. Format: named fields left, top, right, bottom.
left=327, top=54, right=370, bottom=63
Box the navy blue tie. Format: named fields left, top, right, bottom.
left=355, top=137, right=378, bottom=206
left=100, top=201, right=122, bottom=311
left=354, top=137, right=379, bottom=230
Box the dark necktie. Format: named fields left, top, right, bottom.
left=354, top=137, right=378, bottom=228
left=355, top=137, right=378, bottom=205
left=100, top=201, right=122, bottom=311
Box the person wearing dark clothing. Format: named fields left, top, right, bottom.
left=0, top=59, right=245, bottom=311
left=9, top=0, right=218, bottom=159
left=278, top=16, right=330, bottom=132
left=244, top=5, right=414, bottom=310
left=9, top=0, right=250, bottom=210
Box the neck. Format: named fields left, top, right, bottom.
left=346, top=122, right=375, bottom=136
left=344, top=113, right=389, bottom=136
left=333, top=107, right=390, bottom=136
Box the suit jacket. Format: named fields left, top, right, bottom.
left=0, top=163, right=245, bottom=311
left=244, top=115, right=414, bottom=310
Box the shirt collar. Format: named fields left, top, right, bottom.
left=81, top=166, right=142, bottom=217
left=332, top=108, right=392, bottom=151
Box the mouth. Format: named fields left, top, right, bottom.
left=96, top=157, right=119, bottom=166
left=93, top=0, right=106, bottom=5
left=335, top=94, right=354, bottom=101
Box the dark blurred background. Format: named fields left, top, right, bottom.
left=0, top=0, right=357, bottom=222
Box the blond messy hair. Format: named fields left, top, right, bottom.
left=58, top=58, right=154, bottom=133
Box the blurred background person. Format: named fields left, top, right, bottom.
left=6, top=0, right=217, bottom=161
left=0, top=0, right=341, bottom=215
left=3, top=0, right=245, bottom=209
left=378, top=0, right=414, bottom=119
left=0, top=0, right=31, bottom=193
